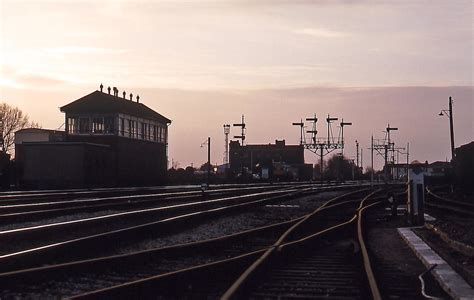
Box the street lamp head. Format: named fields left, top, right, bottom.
left=438, top=111, right=444, bottom=116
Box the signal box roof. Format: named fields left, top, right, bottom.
left=60, top=90, right=171, bottom=124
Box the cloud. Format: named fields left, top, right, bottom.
left=43, top=46, right=129, bottom=55
left=293, top=28, right=346, bottom=38
left=18, top=74, right=69, bottom=87
left=0, top=65, right=72, bottom=90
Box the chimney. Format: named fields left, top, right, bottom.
left=100, top=83, right=103, bottom=92
left=129, top=93, right=133, bottom=101
left=136, top=95, right=140, bottom=103
left=107, top=86, right=111, bottom=94
left=123, top=91, right=126, bottom=99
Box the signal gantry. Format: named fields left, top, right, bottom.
left=292, top=114, right=352, bottom=181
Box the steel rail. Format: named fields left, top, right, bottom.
left=275, top=191, right=385, bottom=251
left=425, top=187, right=474, bottom=217
left=0, top=188, right=294, bottom=240
left=0, top=184, right=292, bottom=214
left=426, top=187, right=474, bottom=209
left=0, top=183, right=367, bottom=241
left=0, top=181, right=351, bottom=204
left=67, top=248, right=269, bottom=300
left=0, top=212, right=304, bottom=280
left=0, top=182, right=353, bottom=216
left=357, top=200, right=383, bottom=300
left=0, top=186, right=369, bottom=284
left=0, top=185, right=207, bottom=204
left=64, top=188, right=374, bottom=299
left=221, top=189, right=379, bottom=299
left=0, top=186, right=311, bottom=271
left=0, top=185, right=294, bottom=224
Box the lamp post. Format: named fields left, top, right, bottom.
left=439, top=96, right=455, bottom=161
left=223, top=124, right=230, bottom=166
left=200, top=137, right=211, bottom=186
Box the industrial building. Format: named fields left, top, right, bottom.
left=229, top=140, right=312, bottom=181
left=15, top=87, right=171, bottom=188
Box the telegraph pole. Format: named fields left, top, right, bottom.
left=406, top=142, right=410, bottom=179
left=371, top=135, right=374, bottom=187
left=207, top=137, right=211, bottom=185
left=356, top=140, right=359, bottom=168
left=438, top=97, right=455, bottom=162
left=320, top=146, right=324, bottom=182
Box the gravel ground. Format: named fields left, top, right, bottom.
left=367, top=206, right=449, bottom=299
left=414, top=227, right=474, bottom=288
left=425, top=189, right=474, bottom=247
left=0, top=192, right=285, bottom=254
left=0, top=193, right=219, bottom=231
left=0, top=208, right=134, bottom=231
left=115, top=191, right=341, bottom=255
left=437, top=191, right=474, bottom=203
left=425, top=217, right=474, bottom=248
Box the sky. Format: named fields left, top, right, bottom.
left=0, top=0, right=472, bottom=170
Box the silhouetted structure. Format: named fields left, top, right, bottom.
left=229, top=140, right=311, bottom=181
left=15, top=89, right=171, bottom=188
left=454, top=141, right=474, bottom=193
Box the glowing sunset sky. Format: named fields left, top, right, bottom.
left=0, top=0, right=472, bottom=169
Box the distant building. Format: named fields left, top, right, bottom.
left=388, top=160, right=452, bottom=181
left=425, top=161, right=451, bottom=177
left=15, top=89, right=171, bottom=188
left=229, top=139, right=312, bottom=180
left=387, top=163, right=409, bottom=180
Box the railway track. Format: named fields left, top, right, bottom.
left=0, top=186, right=313, bottom=270
left=0, top=182, right=366, bottom=225
left=0, top=181, right=352, bottom=205
left=0, top=184, right=296, bottom=225
left=24, top=188, right=382, bottom=299
left=1, top=183, right=371, bottom=272
left=0, top=188, right=374, bottom=298
left=221, top=190, right=383, bottom=299
left=425, top=186, right=474, bottom=217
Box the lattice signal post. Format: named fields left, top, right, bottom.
left=232, top=115, right=246, bottom=178
left=292, top=119, right=305, bottom=145
left=370, top=124, right=408, bottom=183
left=233, top=115, right=246, bottom=146
left=293, top=114, right=352, bottom=181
